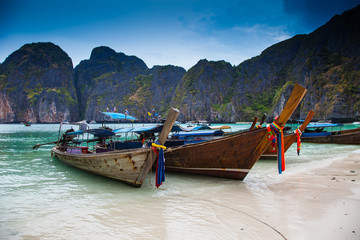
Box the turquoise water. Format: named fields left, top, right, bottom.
left=1, top=123, right=359, bottom=239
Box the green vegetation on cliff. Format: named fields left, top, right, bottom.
left=1, top=5, right=359, bottom=123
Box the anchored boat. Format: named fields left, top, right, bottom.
left=51, top=108, right=179, bottom=187
left=164, top=84, right=307, bottom=180
left=301, top=122, right=360, bottom=144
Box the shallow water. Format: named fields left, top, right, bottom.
left=0, top=123, right=359, bottom=239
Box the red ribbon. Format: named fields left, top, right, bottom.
left=268, top=122, right=285, bottom=174
left=295, top=128, right=302, bottom=155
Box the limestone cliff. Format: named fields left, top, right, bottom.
left=172, top=5, right=360, bottom=122
left=0, top=5, right=359, bottom=123
left=73, top=46, right=185, bottom=122
left=0, top=42, right=78, bottom=123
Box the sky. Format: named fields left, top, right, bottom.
left=1, top=0, right=359, bottom=70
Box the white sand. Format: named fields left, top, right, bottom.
left=205, top=151, right=360, bottom=240
left=267, top=151, right=360, bottom=240
left=153, top=151, right=360, bottom=240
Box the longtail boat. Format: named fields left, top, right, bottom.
left=260, top=110, right=315, bottom=159
left=164, top=84, right=307, bottom=180
left=300, top=123, right=360, bottom=144
left=51, top=108, right=179, bottom=187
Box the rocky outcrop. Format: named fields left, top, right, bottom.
left=74, top=46, right=186, bottom=122
left=73, top=46, right=149, bottom=120
left=0, top=42, right=78, bottom=123
left=172, top=60, right=237, bottom=122
left=0, top=5, right=359, bottom=123
left=171, top=5, right=360, bottom=122
left=0, top=92, right=15, bottom=122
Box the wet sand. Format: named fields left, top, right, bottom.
left=148, top=150, right=360, bottom=240
left=250, top=151, right=360, bottom=240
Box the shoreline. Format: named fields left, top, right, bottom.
left=247, top=150, right=360, bottom=239
left=131, top=148, right=360, bottom=240
left=164, top=149, right=360, bottom=240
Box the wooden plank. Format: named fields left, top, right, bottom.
left=251, top=84, right=307, bottom=159
left=276, top=83, right=307, bottom=127
left=249, top=116, right=258, bottom=130
left=136, top=108, right=180, bottom=184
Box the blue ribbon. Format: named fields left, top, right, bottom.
left=270, top=123, right=283, bottom=174
left=156, top=148, right=165, bottom=187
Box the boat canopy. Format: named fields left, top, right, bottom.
left=184, top=125, right=212, bottom=131
left=113, top=125, right=183, bottom=134
left=209, top=125, right=231, bottom=130
left=65, top=129, right=115, bottom=137
left=306, top=123, right=343, bottom=128
left=113, top=127, right=135, bottom=133
left=87, top=129, right=115, bottom=137
left=66, top=130, right=84, bottom=135
left=173, top=130, right=224, bottom=137
left=134, top=125, right=183, bottom=134
left=101, top=112, right=138, bottom=121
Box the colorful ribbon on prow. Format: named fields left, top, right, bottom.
left=266, top=125, right=277, bottom=152
left=151, top=142, right=166, bottom=188
left=295, top=128, right=302, bottom=155
left=267, top=122, right=285, bottom=174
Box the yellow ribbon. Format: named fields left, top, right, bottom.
left=151, top=143, right=166, bottom=150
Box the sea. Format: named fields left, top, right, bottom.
left=1, top=123, right=359, bottom=239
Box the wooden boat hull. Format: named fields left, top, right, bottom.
left=165, top=127, right=270, bottom=180
left=164, top=83, right=308, bottom=180
left=51, top=146, right=152, bottom=187
left=49, top=108, right=180, bottom=187
left=301, top=128, right=360, bottom=144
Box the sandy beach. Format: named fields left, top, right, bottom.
left=244, top=151, right=360, bottom=240
left=93, top=148, right=359, bottom=240
left=166, top=150, right=360, bottom=240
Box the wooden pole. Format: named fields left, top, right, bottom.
left=259, top=113, right=267, bottom=125
left=249, top=116, right=258, bottom=130
left=275, top=83, right=307, bottom=127
left=136, top=108, right=180, bottom=184
left=251, top=84, right=307, bottom=161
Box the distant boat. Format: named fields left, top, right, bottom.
left=185, top=120, right=209, bottom=127
left=301, top=122, right=360, bottom=144
left=24, top=122, right=31, bottom=126
left=209, top=125, right=232, bottom=133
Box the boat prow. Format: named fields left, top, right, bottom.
left=164, top=83, right=308, bottom=180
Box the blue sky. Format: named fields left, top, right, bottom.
left=1, top=0, right=359, bottom=70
